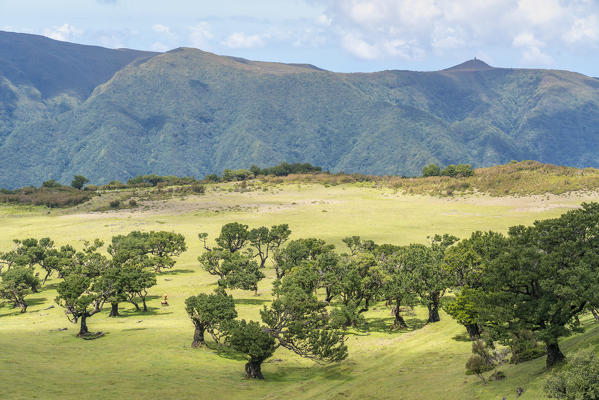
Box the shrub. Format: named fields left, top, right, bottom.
left=422, top=164, right=441, bottom=177
left=128, top=199, right=138, bottom=207
left=191, top=184, right=206, bottom=194
left=42, top=179, right=62, bottom=188
left=109, top=200, right=120, bottom=209
left=509, top=330, right=545, bottom=364
left=544, top=348, right=599, bottom=399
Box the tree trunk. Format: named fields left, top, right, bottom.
left=191, top=321, right=205, bottom=348
left=155, top=266, right=161, bottom=274
left=591, top=308, right=599, bottom=322
left=78, top=314, right=89, bottom=336
left=427, top=302, right=440, bottom=323
left=245, top=360, right=264, bottom=379
left=325, top=288, right=333, bottom=303
left=141, top=297, right=148, bottom=312
left=18, top=301, right=27, bottom=313
left=42, top=270, right=51, bottom=285
left=392, top=300, right=408, bottom=329
left=466, top=323, right=481, bottom=340
left=109, top=302, right=119, bottom=317
left=130, top=300, right=140, bottom=311
left=545, top=340, right=565, bottom=368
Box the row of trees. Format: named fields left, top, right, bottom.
left=187, top=223, right=462, bottom=378
left=208, top=162, right=323, bottom=182
left=0, top=231, right=186, bottom=334
left=422, top=163, right=474, bottom=177
left=444, top=203, right=599, bottom=371
left=3, top=204, right=599, bottom=383
left=188, top=205, right=599, bottom=379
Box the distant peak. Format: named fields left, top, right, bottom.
left=445, top=58, right=494, bottom=71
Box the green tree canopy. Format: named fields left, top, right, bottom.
left=475, top=203, right=599, bottom=367
left=185, top=291, right=237, bottom=347
left=70, top=175, right=89, bottom=190
left=0, top=266, right=40, bottom=313
left=228, top=320, right=276, bottom=379
left=55, top=240, right=111, bottom=336
left=422, top=163, right=441, bottom=177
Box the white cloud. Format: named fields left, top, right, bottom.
left=521, top=46, right=553, bottom=65
left=397, top=0, right=441, bottom=25
left=151, top=42, right=170, bottom=52
left=223, top=32, right=267, bottom=49
left=564, top=16, right=599, bottom=43
left=512, top=32, right=552, bottom=65
left=516, top=0, right=564, bottom=25
left=188, top=22, right=214, bottom=49
left=43, top=24, right=81, bottom=42
left=317, top=14, right=333, bottom=26
left=342, top=32, right=380, bottom=59
left=346, top=1, right=390, bottom=26
left=293, top=27, right=328, bottom=47
left=315, top=0, right=599, bottom=65
left=513, top=32, right=544, bottom=48
left=432, top=26, right=466, bottom=50
left=96, top=33, right=125, bottom=49
left=152, top=24, right=171, bottom=35
left=383, top=39, right=424, bottom=59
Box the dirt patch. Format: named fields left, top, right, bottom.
left=60, top=195, right=345, bottom=220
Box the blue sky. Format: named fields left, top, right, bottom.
left=2, top=0, right=599, bottom=75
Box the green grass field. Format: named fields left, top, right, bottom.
left=1, top=183, right=598, bottom=399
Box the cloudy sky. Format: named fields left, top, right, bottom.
left=2, top=0, right=599, bottom=75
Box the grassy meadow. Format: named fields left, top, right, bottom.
left=1, top=182, right=599, bottom=399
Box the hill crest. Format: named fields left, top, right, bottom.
left=0, top=31, right=598, bottom=189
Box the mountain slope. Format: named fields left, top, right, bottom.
left=0, top=31, right=156, bottom=154
left=0, top=32, right=598, bottom=188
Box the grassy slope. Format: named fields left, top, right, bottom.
left=1, top=184, right=599, bottom=399
left=265, top=160, right=599, bottom=197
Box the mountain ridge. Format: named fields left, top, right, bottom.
left=0, top=31, right=598, bottom=188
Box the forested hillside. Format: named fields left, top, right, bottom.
left=1, top=31, right=598, bottom=188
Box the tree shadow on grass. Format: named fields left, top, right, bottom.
left=115, top=307, right=173, bottom=318
left=41, top=282, right=59, bottom=291
left=159, top=268, right=195, bottom=276
left=452, top=332, right=472, bottom=342
left=201, top=342, right=246, bottom=361
left=27, top=297, right=48, bottom=307
left=122, top=327, right=147, bottom=332
left=79, top=331, right=109, bottom=340
left=264, top=361, right=356, bottom=383
left=0, top=298, right=48, bottom=317
left=0, top=308, right=23, bottom=318
left=234, top=298, right=270, bottom=305
left=360, top=316, right=428, bottom=334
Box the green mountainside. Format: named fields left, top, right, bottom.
left=0, top=31, right=598, bottom=188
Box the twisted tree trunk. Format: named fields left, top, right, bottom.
left=545, top=340, right=565, bottom=368
left=465, top=324, right=481, bottom=340
left=78, top=314, right=89, bottom=336
left=191, top=321, right=206, bottom=348
left=392, top=300, right=408, bottom=329
left=108, top=302, right=119, bottom=317
left=427, top=303, right=440, bottom=323
left=245, top=360, right=264, bottom=379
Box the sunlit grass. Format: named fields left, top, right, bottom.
left=1, top=183, right=598, bottom=399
